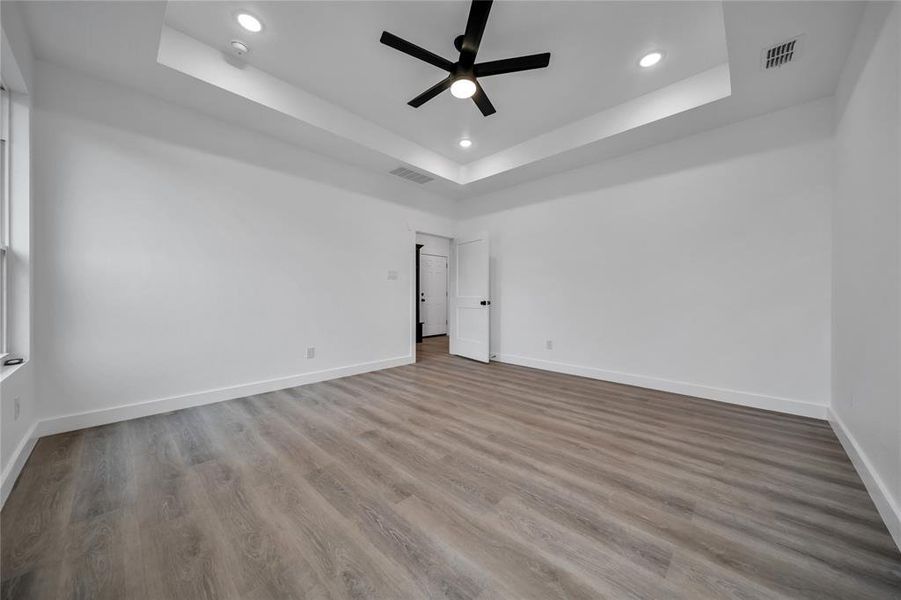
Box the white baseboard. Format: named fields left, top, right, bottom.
left=1, top=419, right=38, bottom=508
left=35, top=355, right=414, bottom=438
left=829, top=408, right=901, bottom=551
left=495, top=354, right=827, bottom=419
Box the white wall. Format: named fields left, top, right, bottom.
left=457, top=98, right=834, bottom=418
left=32, top=61, right=454, bottom=434
left=0, top=0, right=36, bottom=506
left=831, top=2, right=900, bottom=548
left=416, top=232, right=450, bottom=258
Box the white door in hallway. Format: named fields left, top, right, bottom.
left=420, top=254, right=447, bottom=336
left=451, top=232, right=490, bottom=363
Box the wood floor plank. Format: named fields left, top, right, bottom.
left=367, top=366, right=887, bottom=532
left=68, top=422, right=134, bottom=525
left=490, top=495, right=690, bottom=600
left=394, top=494, right=601, bottom=600
left=306, top=462, right=490, bottom=600
left=2, top=336, right=899, bottom=599
left=201, top=399, right=423, bottom=599
left=0, top=432, right=84, bottom=586
left=260, top=393, right=418, bottom=504
left=55, top=507, right=143, bottom=600
left=127, top=413, right=241, bottom=600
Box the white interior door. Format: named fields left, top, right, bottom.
left=451, top=233, right=490, bottom=362
left=420, top=254, right=447, bottom=336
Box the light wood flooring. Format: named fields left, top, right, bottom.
left=2, top=335, right=900, bottom=599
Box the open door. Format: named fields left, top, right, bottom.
left=451, top=232, right=490, bottom=363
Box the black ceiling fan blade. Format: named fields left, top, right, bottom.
left=474, top=53, right=551, bottom=77
left=380, top=31, right=455, bottom=72
left=408, top=77, right=452, bottom=107
left=459, top=0, right=493, bottom=69
left=471, top=80, right=496, bottom=116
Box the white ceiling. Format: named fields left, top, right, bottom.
left=164, top=1, right=728, bottom=161
left=15, top=1, right=865, bottom=199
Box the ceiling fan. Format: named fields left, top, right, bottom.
left=380, top=0, right=551, bottom=116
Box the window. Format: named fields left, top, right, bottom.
left=0, top=84, right=8, bottom=357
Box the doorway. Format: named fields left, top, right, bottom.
left=415, top=232, right=450, bottom=362
left=414, top=231, right=490, bottom=364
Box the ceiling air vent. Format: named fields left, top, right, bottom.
left=761, top=36, right=803, bottom=70
left=390, top=166, right=434, bottom=185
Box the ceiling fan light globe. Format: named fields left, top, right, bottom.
left=450, top=78, right=477, bottom=99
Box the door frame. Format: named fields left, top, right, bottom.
left=415, top=243, right=424, bottom=343
left=410, top=230, right=454, bottom=360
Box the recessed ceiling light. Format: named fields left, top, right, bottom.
left=450, top=78, right=477, bottom=99
left=237, top=12, right=262, bottom=33
left=639, top=51, right=663, bottom=68
left=458, top=138, right=472, bottom=148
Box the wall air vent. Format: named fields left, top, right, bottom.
left=761, top=36, right=803, bottom=70
left=390, top=166, right=434, bottom=185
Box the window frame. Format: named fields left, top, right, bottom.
left=0, top=83, right=9, bottom=359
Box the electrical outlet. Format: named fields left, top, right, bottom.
left=14, top=398, right=20, bottom=421
left=306, top=347, right=315, bottom=359
left=387, top=270, right=398, bottom=280
left=546, top=340, right=553, bottom=350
